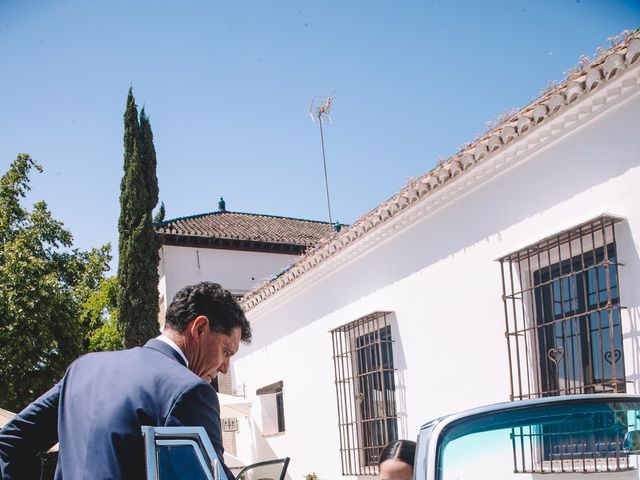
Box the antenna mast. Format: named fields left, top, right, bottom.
left=309, top=94, right=335, bottom=225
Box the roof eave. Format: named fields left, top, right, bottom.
left=158, top=233, right=310, bottom=255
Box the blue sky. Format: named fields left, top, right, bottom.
left=1, top=0, right=639, bottom=272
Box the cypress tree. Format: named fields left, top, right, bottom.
left=116, top=88, right=160, bottom=348
left=153, top=201, right=166, bottom=223
left=139, top=108, right=159, bottom=211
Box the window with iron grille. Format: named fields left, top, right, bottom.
left=499, top=215, right=626, bottom=400
left=499, top=215, right=627, bottom=473
left=331, top=312, right=398, bottom=476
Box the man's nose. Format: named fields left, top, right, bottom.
left=218, top=358, right=229, bottom=375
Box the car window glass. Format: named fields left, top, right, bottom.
left=158, top=444, right=213, bottom=480
left=438, top=401, right=640, bottom=479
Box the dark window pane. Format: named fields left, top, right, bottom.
left=276, top=391, right=285, bottom=433
left=157, top=445, right=210, bottom=480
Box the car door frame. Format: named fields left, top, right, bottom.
left=142, top=425, right=227, bottom=480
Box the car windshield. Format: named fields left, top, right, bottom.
left=437, top=398, right=640, bottom=479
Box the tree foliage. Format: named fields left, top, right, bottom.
left=116, top=89, right=160, bottom=348
left=80, top=276, right=121, bottom=352
left=0, top=154, right=111, bottom=411
left=153, top=201, right=166, bottom=223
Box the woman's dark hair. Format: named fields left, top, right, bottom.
left=378, top=439, right=416, bottom=467
left=164, top=281, right=252, bottom=343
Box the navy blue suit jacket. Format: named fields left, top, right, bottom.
left=0, top=339, right=232, bottom=479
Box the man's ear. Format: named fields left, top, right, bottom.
left=190, top=315, right=210, bottom=337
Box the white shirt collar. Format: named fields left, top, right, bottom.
left=157, top=334, right=189, bottom=367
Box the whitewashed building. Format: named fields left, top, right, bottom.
left=230, top=32, right=640, bottom=479
left=154, top=200, right=333, bottom=456
left=155, top=198, right=334, bottom=322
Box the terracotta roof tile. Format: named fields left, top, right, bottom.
left=155, top=211, right=334, bottom=247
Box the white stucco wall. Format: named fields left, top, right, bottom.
left=232, top=75, right=640, bottom=479
left=158, top=245, right=299, bottom=319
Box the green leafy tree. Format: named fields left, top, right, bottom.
left=0, top=154, right=111, bottom=410
left=88, top=319, right=121, bottom=352
left=117, top=89, right=160, bottom=348
left=80, top=276, right=121, bottom=352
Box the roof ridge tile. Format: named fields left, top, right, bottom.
left=156, top=210, right=334, bottom=227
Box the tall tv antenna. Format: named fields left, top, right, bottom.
left=309, top=93, right=335, bottom=225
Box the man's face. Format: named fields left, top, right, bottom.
left=187, top=318, right=241, bottom=382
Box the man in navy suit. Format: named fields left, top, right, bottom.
left=0, top=281, right=252, bottom=479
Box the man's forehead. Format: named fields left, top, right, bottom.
left=221, top=328, right=241, bottom=348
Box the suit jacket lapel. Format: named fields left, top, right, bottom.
left=143, top=338, right=188, bottom=367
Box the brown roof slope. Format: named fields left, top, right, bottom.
left=240, top=29, right=640, bottom=311
left=156, top=211, right=334, bottom=248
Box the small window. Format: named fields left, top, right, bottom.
left=256, top=381, right=285, bottom=435
left=276, top=390, right=285, bottom=433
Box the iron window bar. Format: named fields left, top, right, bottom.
left=499, top=215, right=626, bottom=402
left=331, top=312, right=398, bottom=476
